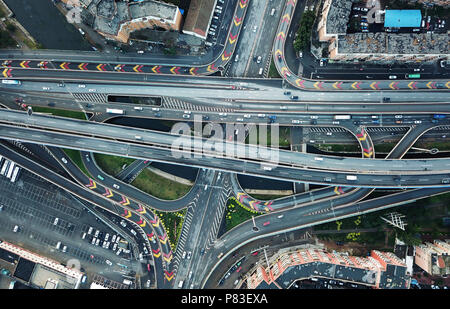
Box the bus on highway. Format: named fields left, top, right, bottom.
left=106, top=108, right=124, bottom=114
left=334, top=115, right=351, bottom=120
left=1, top=79, right=21, bottom=85
left=406, top=74, right=420, bottom=79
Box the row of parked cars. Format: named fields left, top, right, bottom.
left=82, top=226, right=130, bottom=256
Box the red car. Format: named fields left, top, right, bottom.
left=144, top=160, right=149, bottom=163
left=236, top=266, right=242, bottom=273
left=263, top=221, right=270, bottom=226
left=147, top=264, right=151, bottom=271
left=251, top=251, right=259, bottom=256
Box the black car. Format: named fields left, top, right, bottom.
left=48, top=102, right=55, bottom=107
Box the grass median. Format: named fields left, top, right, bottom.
left=31, top=106, right=88, bottom=120
left=131, top=168, right=192, bottom=200
left=225, top=197, right=261, bottom=231
left=152, top=209, right=186, bottom=250
left=62, top=148, right=90, bottom=177
left=93, top=153, right=135, bottom=177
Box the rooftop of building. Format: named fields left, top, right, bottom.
left=384, top=10, right=422, bottom=28
left=87, top=0, right=178, bottom=36
left=182, top=0, right=215, bottom=38
left=246, top=247, right=409, bottom=289
left=337, top=32, right=449, bottom=55
left=325, top=0, right=358, bottom=35
left=128, top=0, right=178, bottom=21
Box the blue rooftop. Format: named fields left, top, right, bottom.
left=384, top=10, right=422, bottom=28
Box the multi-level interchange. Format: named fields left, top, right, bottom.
left=0, top=0, right=448, bottom=293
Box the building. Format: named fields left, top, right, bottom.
left=414, top=239, right=450, bottom=276
left=407, top=0, right=450, bottom=8
left=317, top=0, right=449, bottom=62
left=246, top=244, right=410, bottom=289
left=317, top=0, right=358, bottom=43
left=182, top=0, right=216, bottom=40
left=384, top=10, right=422, bottom=28
left=0, top=240, right=83, bottom=289
left=63, top=0, right=183, bottom=43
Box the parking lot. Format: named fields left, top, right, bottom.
left=0, top=167, right=139, bottom=286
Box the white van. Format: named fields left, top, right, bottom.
left=258, top=68, right=263, bottom=75
left=270, top=8, right=275, bottom=16
left=178, top=280, right=184, bottom=288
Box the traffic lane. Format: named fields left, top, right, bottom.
left=80, top=150, right=202, bottom=212
left=198, top=187, right=371, bottom=284
left=4, top=89, right=450, bottom=128
left=4, top=78, right=450, bottom=105
left=2, top=124, right=450, bottom=188
left=3, top=109, right=450, bottom=174
left=4, top=109, right=450, bottom=174
left=5, top=90, right=450, bottom=125
left=230, top=172, right=355, bottom=211
left=247, top=0, right=286, bottom=77
left=47, top=147, right=170, bottom=287
left=273, top=0, right=450, bottom=91
left=2, top=69, right=450, bottom=102
left=176, top=171, right=224, bottom=289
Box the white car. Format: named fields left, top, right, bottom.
left=106, top=259, right=113, bottom=266
left=113, top=184, right=120, bottom=189
left=187, top=251, right=192, bottom=259
left=182, top=251, right=186, bottom=259
left=389, top=75, right=397, bottom=79
left=61, top=157, right=68, bottom=164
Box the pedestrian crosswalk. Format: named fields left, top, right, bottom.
left=72, top=93, right=108, bottom=103
left=162, top=97, right=233, bottom=113
left=309, top=126, right=409, bottom=133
